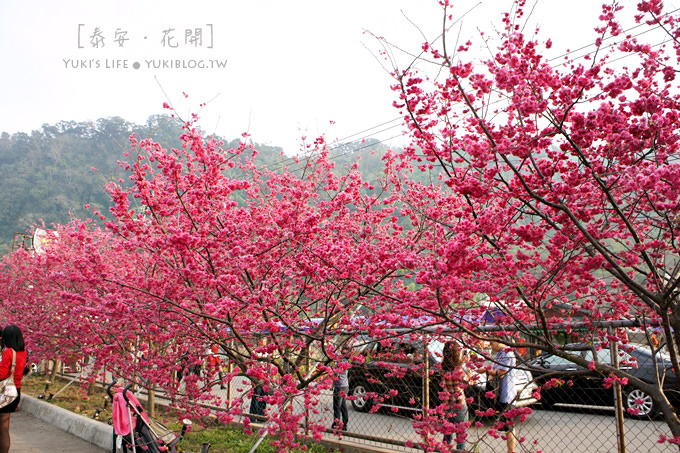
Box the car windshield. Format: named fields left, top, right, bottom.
left=656, top=350, right=673, bottom=363
left=428, top=339, right=447, bottom=363
left=581, top=344, right=673, bottom=367
left=633, top=346, right=674, bottom=366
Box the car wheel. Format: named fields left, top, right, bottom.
left=350, top=381, right=373, bottom=413
left=624, top=388, right=657, bottom=419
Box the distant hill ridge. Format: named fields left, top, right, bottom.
left=0, top=115, right=394, bottom=251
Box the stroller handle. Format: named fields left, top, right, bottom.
left=180, top=419, right=192, bottom=439
left=106, top=378, right=118, bottom=399
left=122, top=383, right=134, bottom=406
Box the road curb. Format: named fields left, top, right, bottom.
left=19, top=394, right=113, bottom=451
left=19, top=393, right=398, bottom=453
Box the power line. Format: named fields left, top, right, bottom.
left=547, top=7, right=680, bottom=63
left=551, top=16, right=678, bottom=67
left=330, top=117, right=402, bottom=143
left=261, top=120, right=405, bottom=173
left=264, top=126, right=405, bottom=173
left=246, top=7, right=680, bottom=176
left=606, top=36, right=673, bottom=66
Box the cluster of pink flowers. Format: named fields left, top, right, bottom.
left=2, top=0, right=680, bottom=449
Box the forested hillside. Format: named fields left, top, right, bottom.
left=0, top=115, right=283, bottom=250
left=0, top=116, right=399, bottom=251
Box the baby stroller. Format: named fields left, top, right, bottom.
left=107, top=379, right=190, bottom=453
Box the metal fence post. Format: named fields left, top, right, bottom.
left=423, top=340, right=430, bottom=412
left=305, top=351, right=310, bottom=435
left=609, top=327, right=626, bottom=453
left=227, top=340, right=234, bottom=408
left=422, top=340, right=430, bottom=451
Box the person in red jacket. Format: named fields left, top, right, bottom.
left=0, top=326, right=26, bottom=453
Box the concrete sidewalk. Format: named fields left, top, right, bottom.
left=10, top=411, right=107, bottom=452
left=14, top=395, right=109, bottom=452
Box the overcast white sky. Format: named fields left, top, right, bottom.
left=0, top=0, right=671, bottom=154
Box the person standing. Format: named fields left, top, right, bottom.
left=441, top=341, right=471, bottom=452
left=249, top=336, right=270, bottom=423
left=249, top=381, right=267, bottom=422
left=478, top=340, right=517, bottom=453
left=205, top=344, right=225, bottom=389
left=331, top=346, right=350, bottom=431
left=0, top=326, right=27, bottom=453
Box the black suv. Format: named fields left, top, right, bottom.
left=347, top=336, right=537, bottom=414
left=528, top=343, right=680, bottom=419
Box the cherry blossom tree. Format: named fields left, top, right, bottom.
left=381, top=0, right=680, bottom=443
left=0, top=122, right=435, bottom=448
left=4, top=0, right=680, bottom=449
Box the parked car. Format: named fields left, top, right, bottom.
left=347, top=336, right=537, bottom=415
left=527, top=343, right=679, bottom=419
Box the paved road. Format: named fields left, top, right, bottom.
left=51, top=371, right=677, bottom=453
left=223, top=377, right=676, bottom=452
left=9, top=411, right=107, bottom=453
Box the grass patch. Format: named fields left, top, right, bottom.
left=21, top=374, right=334, bottom=453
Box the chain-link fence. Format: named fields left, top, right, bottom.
left=223, top=333, right=677, bottom=452
left=50, top=330, right=678, bottom=452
